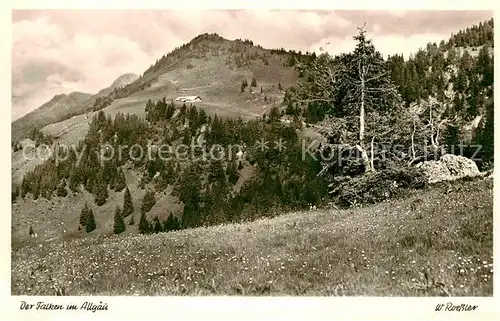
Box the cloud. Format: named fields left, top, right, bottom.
left=12, top=15, right=158, bottom=120
left=11, top=10, right=493, bottom=120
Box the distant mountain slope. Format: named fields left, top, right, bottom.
left=12, top=73, right=139, bottom=141
left=11, top=92, right=92, bottom=141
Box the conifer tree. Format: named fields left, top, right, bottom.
left=208, top=160, right=225, bottom=184
left=153, top=216, right=163, bottom=233
left=122, top=187, right=133, bottom=217
left=477, top=44, right=493, bottom=87
left=240, top=79, right=248, bottom=93
left=85, top=207, right=96, bottom=233
left=113, top=205, right=125, bottom=234
left=138, top=212, right=150, bottom=234
left=141, top=189, right=156, bottom=214
left=164, top=213, right=174, bottom=232
left=94, top=181, right=109, bottom=206
left=340, top=24, right=400, bottom=172
left=80, top=202, right=89, bottom=226
left=178, top=163, right=202, bottom=228
left=114, top=168, right=127, bottom=192
left=68, top=167, right=82, bottom=192
left=227, top=161, right=239, bottom=185
left=173, top=216, right=181, bottom=230
left=269, top=106, right=281, bottom=122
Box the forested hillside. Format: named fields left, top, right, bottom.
left=284, top=18, right=494, bottom=170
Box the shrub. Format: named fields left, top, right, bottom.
left=56, top=180, right=68, bottom=197
left=330, top=167, right=428, bottom=207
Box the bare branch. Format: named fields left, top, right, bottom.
left=296, top=98, right=334, bottom=104
left=365, top=72, right=388, bottom=83
left=357, top=21, right=367, bottom=32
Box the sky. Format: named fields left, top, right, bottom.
left=11, top=10, right=493, bottom=120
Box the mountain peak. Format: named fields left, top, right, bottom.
left=52, top=93, right=67, bottom=101
left=109, top=73, right=139, bottom=90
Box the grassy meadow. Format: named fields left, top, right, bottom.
left=11, top=178, right=493, bottom=296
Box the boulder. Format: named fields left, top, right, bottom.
left=417, top=154, right=480, bottom=184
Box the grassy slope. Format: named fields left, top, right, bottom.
left=11, top=165, right=185, bottom=247
left=11, top=178, right=493, bottom=296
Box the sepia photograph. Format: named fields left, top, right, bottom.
left=10, top=8, right=494, bottom=299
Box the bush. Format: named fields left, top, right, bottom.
left=56, top=180, right=68, bottom=197
left=330, top=167, right=428, bottom=207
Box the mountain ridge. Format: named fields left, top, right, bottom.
left=12, top=73, right=140, bottom=141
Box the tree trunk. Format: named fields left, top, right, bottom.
left=359, top=77, right=372, bottom=172
left=356, top=145, right=371, bottom=172
left=370, top=136, right=375, bottom=172
left=409, top=119, right=416, bottom=166
left=360, top=79, right=365, bottom=145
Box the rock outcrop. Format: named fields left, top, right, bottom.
left=417, top=154, right=481, bottom=184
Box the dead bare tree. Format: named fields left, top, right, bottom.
left=425, top=102, right=457, bottom=149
